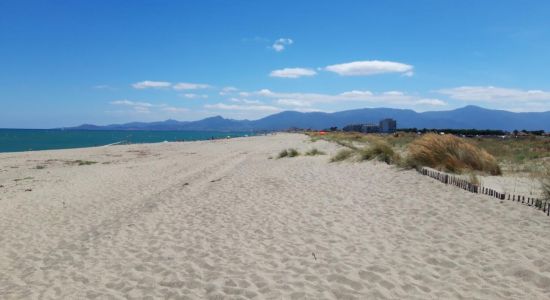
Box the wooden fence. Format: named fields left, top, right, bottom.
left=419, top=167, right=550, bottom=216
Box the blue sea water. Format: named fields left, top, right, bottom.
left=0, top=129, right=255, bottom=153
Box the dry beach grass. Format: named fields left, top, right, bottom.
left=1, top=133, right=550, bottom=299
left=405, top=133, right=502, bottom=175
left=310, top=131, right=549, bottom=198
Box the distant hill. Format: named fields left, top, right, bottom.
left=67, top=105, right=550, bottom=131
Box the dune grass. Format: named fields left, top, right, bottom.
left=308, top=131, right=367, bottom=149
left=542, top=165, right=550, bottom=200
left=277, top=148, right=300, bottom=159
left=288, top=148, right=300, bottom=157
left=308, top=130, right=549, bottom=177
left=330, top=149, right=355, bottom=162
left=406, top=133, right=501, bottom=175
left=357, top=141, right=400, bottom=164
left=305, top=148, right=326, bottom=156
left=277, top=149, right=289, bottom=158
left=474, top=136, right=549, bottom=163
left=472, top=136, right=550, bottom=175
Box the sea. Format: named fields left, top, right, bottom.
left=0, top=129, right=256, bottom=153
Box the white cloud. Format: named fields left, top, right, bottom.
left=276, top=99, right=312, bottom=107
left=219, top=86, right=239, bottom=95
left=182, top=93, right=208, bottom=99
left=293, top=108, right=326, bottom=113
left=132, top=81, right=171, bottom=89
left=110, top=99, right=156, bottom=113
left=110, top=99, right=189, bottom=115
left=205, top=103, right=281, bottom=112
left=257, top=89, right=275, bottom=96
left=93, top=84, right=113, bottom=90
left=339, top=90, right=374, bottom=97
left=173, top=82, right=211, bottom=90
left=415, top=98, right=447, bottom=106
left=238, top=88, right=443, bottom=110
left=325, top=60, right=414, bottom=76
left=230, top=98, right=263, bottom=104
left=437, top=86, right=550, bottom=102
left=272, top=38, right=293, bottom=52
left=270, top=67, right=317, bottom=78
left=162, top=107, right=189, bottom=113
left=383, top=91, right=405, bottom=96
left=110, top=100, right=154, bottom=107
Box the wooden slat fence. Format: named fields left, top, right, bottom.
left=419, top=167, right=549, bottom=216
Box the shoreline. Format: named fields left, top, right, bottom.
left=0, top=131, right=264, bottom=155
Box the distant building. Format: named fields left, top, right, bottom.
left=363, top=123, right=381, bottom=133
left=343, top=118, right=397, bottom=134
left=342, top=123, right=380, bottom=133
left=379, top=118, right=397, bottom=133
left=342, top=124, right=363, bottom=132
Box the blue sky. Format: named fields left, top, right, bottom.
left=1, top=0, right=550, bottom=128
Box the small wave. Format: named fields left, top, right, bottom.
left=102, top=141, right=125, bottom=147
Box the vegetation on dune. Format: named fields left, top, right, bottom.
left=358, top=141, right=400, bottom=164
left=308, top=130, right=548, bottom=178
left=288, top=148, right=300, bottom=157
left=469, top=173, right=481, bottom=186
left=308, top=132, right=365, bottom=149
left=542, top=165, right=550, bottom=200
left=330, top=149, right=355, bottom=162
left=311, top=132, right=401, bottom=164
left=473, top=136, right=550, bottom=165
left=277, top=149, right=289, bottom=158
left=405, top=133, right=501, bottom=175
left=277, top=148, right=300, bottom=158
left=305, top=148, right=326, bottom=156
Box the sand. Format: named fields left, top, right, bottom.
left=1, top=133, right=550, bottom=299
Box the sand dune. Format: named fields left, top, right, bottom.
left=1, top=133, right=550, bottom=299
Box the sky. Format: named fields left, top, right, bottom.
left=1, top=0, right=550, bottom=128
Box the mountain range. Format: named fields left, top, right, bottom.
left=69, top=106, right=550, bottom=132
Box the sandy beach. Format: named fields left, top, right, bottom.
left=1, top=133, right=549, bottom=299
